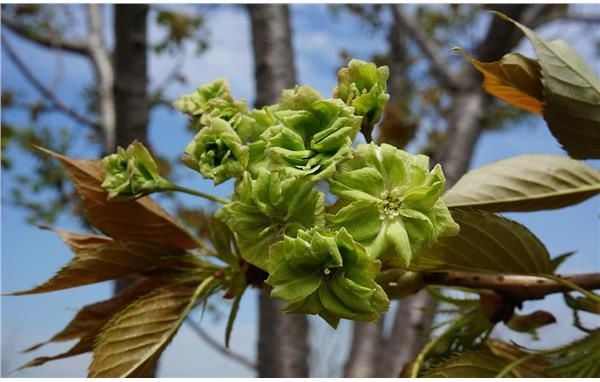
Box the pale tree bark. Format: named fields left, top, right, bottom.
left=374, top=5, right=555, bottom=377
left=247, top=4, right=310, bottom=378
left=343, top=322, right=382, bottom=377
left=88, top=5, right=117, bottom=153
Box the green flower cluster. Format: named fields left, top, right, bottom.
left=101, top=60, right=460, bottom=326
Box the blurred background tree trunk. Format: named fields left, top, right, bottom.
left=247, top=4, right=310, bottom=378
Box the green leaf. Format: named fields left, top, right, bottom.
left=538, top=330, right=600, bottom=378
left=453, top=48, right=543, bottom=114
left=413, top=209, right=552, bottom=275
left=11, top=228, right=177, bottom=295
left=88, top=278, right=216, bottom=377
left=423, top=349, right=511, bottom=377
left=494, top=12, right=600, bottom=159
left=444, top=154, right=600, bottom=212
left=225, top=286, right=245, bottom=348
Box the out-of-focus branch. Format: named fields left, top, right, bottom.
left=185, top=318, right=257, bottom=371
left=1, top=34, right=100, bottom=130
left=1, top=15, right=89, bottom=56
left=392, top=4, right=461, bottom=89
left=87, top=4, right=116, bottom=152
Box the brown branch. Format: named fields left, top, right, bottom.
left=184, top=318, right=257, bottom=371
left=1, top=14, right=89, bottom=56
left=1, top=34, right=100, bottom=130
left=392, top=4, right=461, bottom=89
left=385, top=272, right=600, bottom=301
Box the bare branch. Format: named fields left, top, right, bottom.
left=87, top=4, right=116, bottom=152
left=185, top=318, right=257, bottom=371
left=423, top=271, right=600, bottom=301
left=1, top=14, right=89, bottom=56
left=392, top=4, right=461, bottom=89
left=1, top=34, right=100, bottom=130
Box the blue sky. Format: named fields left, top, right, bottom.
left=1, top=4, right=599, bottom=377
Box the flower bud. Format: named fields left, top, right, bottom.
left=334, top=59, right=390, bottom=133
left=101, top=141, right=169, bottom=200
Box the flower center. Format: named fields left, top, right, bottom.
left=321, top=266, right=336, bottom=281
left=379, top=189, right=405, bottom=220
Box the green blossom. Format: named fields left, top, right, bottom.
left=174, top=78, right=248, bottom=131
left=266, top=228, right=389, bottom=328
left=182, top=118, right=249, bottom=185
left=260, top=86, right=362, bottom=180
left=334, top=59, right=390, bottom=136
left=328, top=143, right=460, bottom=267
left=101, top=141, right=170, bottom=200
left=216, top=169, right=325, bottom=270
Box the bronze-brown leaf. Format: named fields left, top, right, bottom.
left=36, top=147, right=200, bottom=250
left=454, top=48, right=543, bottom=115
left=11, top=227, right=179, bottom=295
left=18, top=278, right=163, bottom=370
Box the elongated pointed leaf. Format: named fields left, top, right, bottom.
left=88, top=279, right=214, bottom=377
left=37, top=147, right=199, bottom=249
left=423, top=349, right=512, bottom=377
left=19, top=278, right=162, bottom=370
left=414, top=209, right=552, bottom=274
left=424, top=340, right=548, bottom=377
left=495, top=12, right=600, bottom=159
left=444, top=154, right=600, bottom=212
left=454, top=48, right=543, bottom=114
left=12, top=228, right=177, bottom=295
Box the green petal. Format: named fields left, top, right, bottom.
left=329, top=200, right=382, bottom=241
left=386, top=219, right=412, bottom=268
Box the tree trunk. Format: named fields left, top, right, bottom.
left=111, top=3, right=153, bottom=377
left=343, top=322, right=382, bottom=377
left=114, top=4, right=150, bottom=148
left=247, top=4, right=310, bottom=377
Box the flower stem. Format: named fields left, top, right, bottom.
left=167, top=184, right=229, bottom=204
